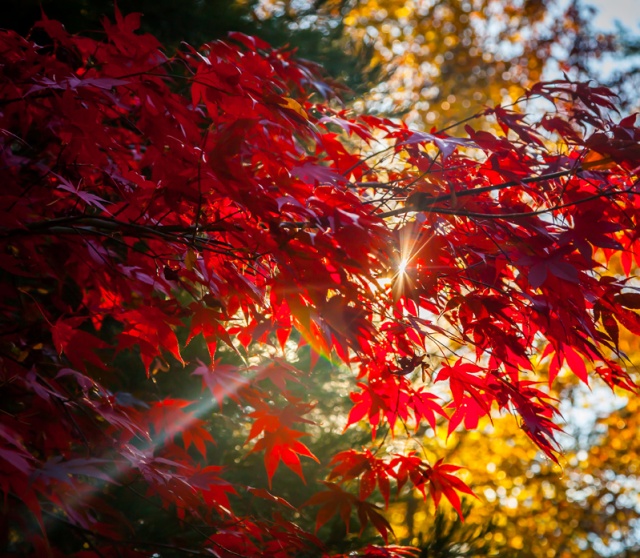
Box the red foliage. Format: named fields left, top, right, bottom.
left=1, top=9, right=639, bottom=557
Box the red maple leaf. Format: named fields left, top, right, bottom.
left=192, top=360, right=249, bottom=409
left=250, top=428, right=319, bottom=486
left=425, top=459, right=477, bottom=520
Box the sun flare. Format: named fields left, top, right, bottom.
left=398, top=258, right=409, bottom=275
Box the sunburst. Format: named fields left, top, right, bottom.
left=391, top=221, right=434, bottom=298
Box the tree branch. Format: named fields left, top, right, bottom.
left=376, top=164, right=619, bottom=218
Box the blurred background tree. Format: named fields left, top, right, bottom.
left=339, top=0, right=627, bottom=126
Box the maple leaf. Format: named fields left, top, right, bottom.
left=250, top=428, right=319, bottom=486
left=186, top=303, right=223, bottom=361
left=144, top=399, right=214, bottom=457
left=292, top=161, right=346, bottom=185
left=190, top=466, right=237, bottom=512
left=328, top=449, right=393, bottom=506
left=318, top=114, right=374, bottom=141
left=543, top=344, right=589, bottom=386
left=436, top=360, right=488, bottom=406
left=495, top=378, right=564, bottom=462
left=328, top=450, right=370, bottom=481
left=0, top=425, right=35, bottom=475
left=389, top=453, right=424, bottom=495
left=304, top=482, right=357, bottom=533
left=408, top=389, right=448, bottom=431
left=446, top=395, right=490, bottom=435
left=35, top=457, right=117, bottom=485
left=355, top=499, right=394, bottom=543
left=252, top=358, right=302, bottom=392
left=51, top=317, right=109, bottom=371
left=192, top=359, right=249, bottom=409
left=181, top=419, right=216, bottom=459
left=278, top=97, right=308, bottom=120
left=247, top=486, right=297, bottom=510
left=305, top=482, right=394, bottom=541
left=424, top=459, right=477, bottom=520
left=400, top=130, right=474, bottom=159
left=53, top=173, right=112, bottom=213
left=131, top=307, right=184, bottom=362
left=345, top=379, right=409, bottom=436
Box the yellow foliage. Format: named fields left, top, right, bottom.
left=386, top=381, right=640, bottom=556
left=341, top=0, right=557, bottom=129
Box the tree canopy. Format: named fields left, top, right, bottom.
left=1, top=8, right=640, bottom=558
left=6, top=0, right=636, bottom=116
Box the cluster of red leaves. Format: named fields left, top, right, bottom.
left=1, top=9, right=640, bottom=557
